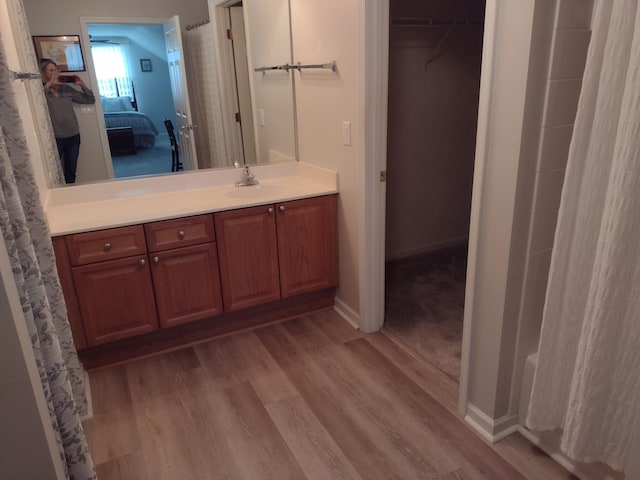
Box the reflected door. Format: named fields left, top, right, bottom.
left=230, top=6, right=257, bottom=165
left=164, top=15, right=198, bottom=171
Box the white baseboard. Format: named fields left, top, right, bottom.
left=333, top=297, right=360, bottom=330
left=80, top=368, right=93, bottom=422
left=464, top=403, right=519, bottom=443
left=517, top=426, right=623, bottom=480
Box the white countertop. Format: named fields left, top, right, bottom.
left=45, top=162, right=338, bottom=236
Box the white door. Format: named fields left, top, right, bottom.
left=229, top=6, right=257, bottom=165
left=164, top=15, right=197, bottom=171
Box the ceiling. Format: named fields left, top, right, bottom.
left=88, top=23, right=167, bottom=60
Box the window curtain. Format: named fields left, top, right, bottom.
left=91, top=43, right=134, bottom=99
left=526, top=0, right=640, bottom=473
left=0, top=14, right=96, bottom=480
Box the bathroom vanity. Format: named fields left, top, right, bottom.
left=48, top=164, right=338, bottom=370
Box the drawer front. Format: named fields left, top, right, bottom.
left=145, top=214, right=215, bottom=252
left=65, top=225, right=147, bottom=266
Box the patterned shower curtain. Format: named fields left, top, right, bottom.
left=0, top=7, right=96, bottom=480
left=526, top=0, right=640, bottom=473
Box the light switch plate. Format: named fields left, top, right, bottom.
left=342, top=121, right=351, bottom=146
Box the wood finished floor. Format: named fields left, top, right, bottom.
left=83, top=309, right=573, bottom=480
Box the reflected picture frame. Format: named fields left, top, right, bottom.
left=140, top=58, right=152, bottom=72
left=33, top=35, right=85, bottom=72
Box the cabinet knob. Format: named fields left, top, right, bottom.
left=139, top=259, right=146, bottom=267
left=153, top=256, right=160, bottom=264
left=268, top=207, right=274, bottom=214
left=178, top=230, right=185, bottom=239
left=104, top=242, right=112, bottom=252
left=279, top=205, right=286, bottom=213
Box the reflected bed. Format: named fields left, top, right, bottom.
left=103, top=111, right=159, bottom=148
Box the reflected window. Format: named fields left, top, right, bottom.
left=91, top=44, right=133, bottom=99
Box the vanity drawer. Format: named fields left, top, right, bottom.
left=144, top=214, right=215, bottom=252
left=65, top=225, right=147, bottom=266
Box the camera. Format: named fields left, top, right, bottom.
left=59, top=75, right=76, bottom=83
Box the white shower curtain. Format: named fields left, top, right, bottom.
left=526, top=0, right=640, bottom=473
left=185, top=23, right=229, bottom=169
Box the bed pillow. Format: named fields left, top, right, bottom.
left=118, top=97, right=135, bottom=111
left=101, top=96, right=134, bottom=112
left=101, top=97, right=123, bottom=112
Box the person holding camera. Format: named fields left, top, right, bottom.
left=40, top=58, right=95, bottom=184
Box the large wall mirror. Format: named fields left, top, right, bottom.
left=22, top=0, right=297, bottom=188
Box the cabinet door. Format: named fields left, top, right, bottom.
left=150, top=243, right=223, bottom=328
left=214, top=205, right=280, bottom=311
left=276, top=195, right=339, bottom=298
left=72, top=255, right=158, bottom=346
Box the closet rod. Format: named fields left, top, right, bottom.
left=391, top=17, right=483, bottom=28
left=186, top=19, right=210, bottom=31
left=254, top=64, right=293, bottom=73
left=254, top=61, right=337, bottom=73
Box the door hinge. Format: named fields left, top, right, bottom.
left=227, top=28, right=233, bottom=40
left=380, top=170, right=387, bottom=182
left=235, top=112, right=241, bottom=123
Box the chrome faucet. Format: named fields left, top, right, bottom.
left=235, top=165, right=259, bottom=187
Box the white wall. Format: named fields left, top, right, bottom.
left=461, top=0, right=539, bottom=422
left=510, top=0, right=592, bottom=418
left=290, top=0, right=363, bottom=318
left=385, top=0, right=483, bottom=260
left=127, top=38, right=176, bottom=131
left=461, top=0, right=592, bottom=436
left=0, top=238, right=65, bottom=479
left=244, top=0, right=296, bottom=164
left=22, top=0, right=208, bottom=184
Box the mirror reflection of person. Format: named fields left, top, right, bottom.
left=39, top=58, right=95, bottom=184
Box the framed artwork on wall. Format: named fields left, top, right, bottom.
left=33, top=35, right=85, bottom=72
left=140, top=59, right=152, bottom=72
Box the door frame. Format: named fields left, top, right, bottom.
left=362, top=0, right=499, bottom=416
left=79, top=16, right=173, bottom=179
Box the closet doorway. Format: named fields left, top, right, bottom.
left=383, top=0, right=486, bottom=384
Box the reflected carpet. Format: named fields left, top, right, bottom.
left=111, top=133, right=173, bottom=179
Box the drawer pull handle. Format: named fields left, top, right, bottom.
left=268, top=207, right=274, bottom=214
left=139, top=259, right=146, bottom=267
left=104, top=242, right=112, bottom=252
left=279, top=205, right=286, bottom=213
left=153, top=256, right=160, bottom=264
left=178, top=230, right=186, bottom=239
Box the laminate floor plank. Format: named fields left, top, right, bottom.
left=83, top=366, right=141, bottom=466
left=82, top=310, right=573, bottom=480
left=132, top=366, right=242, bottom=480
left=124, top=347, right=203, bottom=402
left=214, top=381, right=308, bottom=480
left=256, top=325, right=416, bottom=480
left=265, top=395, right=364, bottom=480
left=87, top=365, right=133, bottom=413
left=310, top=340, right=460, bottom=475
left=491, top=432, right=577, bottom=480
left=284, top=321, right=458, bottom=478
left=313, top=309, right=364, bottom=343
left=194, top=330, right=298, bottom=404
left=340, top=337, right=526, bottom=480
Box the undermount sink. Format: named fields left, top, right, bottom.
left=223, top=183, right=292, bottom=199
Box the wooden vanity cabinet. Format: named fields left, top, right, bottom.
left=276, top=195, right=338, bottom=297
left=53, top=194, right=338, bottom=367
left=144, top=215, right=223, bottom=328
left=214, top=204, right=281, bottom=311
left=215, top=194, right=338, bottom=311
left=65, top=225, right=159, bottom=346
